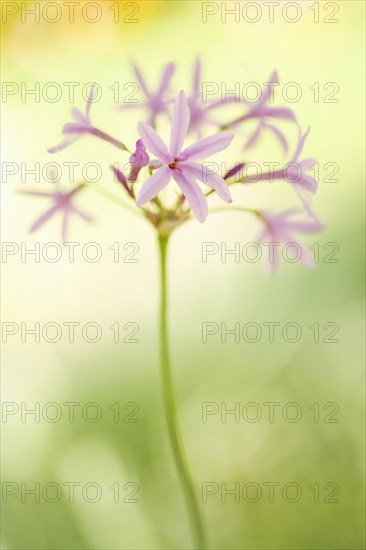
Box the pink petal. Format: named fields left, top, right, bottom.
left=244, top=125, right=262, bottom=150
left=224, top=162, right=246, bottom=181
left=293, top=188, right=322, bottom=222
left=259, top=70, right=279, bottom=106
left=181, top=132, right=234, bottom=161
left=282, top=220, right=323, bottom=233
left=172, top=170, right=208, bottom=223
left=299, top=158, right=317, bottom=171
left=132, top=64, right=150, bottom=97
left=71, top=205, right=94, bottom=223
left=48, top=136, right=79, bottom=153
left=264, top=123, right=288, bottom=153
left=63, top=122, right=91, bottom=134
left=180, top=161, right=232, bottom=203
left=281, top=234, right=315, bottom=268
left=85, top=84, right=97, bottom=121
left=136, top=165, right=171, bottom=206
left=111, top=166, right=133, bottom=197
left=271, top=208, right=302, bottom=222
left=261, top=107, right=296, bottom=121
left=18, top=190, right=54, bottom=197
left=72, top=108, right=87, bottom=124
left=256, top=229, right=280, bottom=273
left=205, top=96, right=242, bottom=111
left=158, top=63, right=175, bottom=95
left=61, top=210, right=70, bottom=242
left=170, top=91, right=190, bottom=157
left=297, top=174, right=317, bottom=193
left=193, top=57, right=202, bottom=94
left=138, top=122, right=171, bottom=164
left=29, top=204, right=59, bottom=233
left=149, top=159, right=163, bottom=170
left=293, top=127, right=310, bottom=162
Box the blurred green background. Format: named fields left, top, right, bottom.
left=1, top=1, right=365, bottom=548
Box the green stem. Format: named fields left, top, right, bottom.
left=81, top=181, right=142, bottom=219
left=209, top=205, right=260, bottom=216
left=158, top=234, right=207, bottom=550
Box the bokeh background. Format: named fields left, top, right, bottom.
left=1, top=1, right=365, bottom=548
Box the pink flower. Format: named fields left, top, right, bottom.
left=226, top=71, right=296, bottom=152
left=19, top=185, right=93, bottom=241
left=255, top=127, right=318, bottom=217
left=49, top=84, right=127, bottom=153
left=121, top=63, right=176, bottom=127
left=258, top=209, right=323, bottom=272
left=137, top=90, right=234, bottom=222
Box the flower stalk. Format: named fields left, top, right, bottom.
left=158, top=233, right=207, bottom=550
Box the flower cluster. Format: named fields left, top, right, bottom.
left=20, top=59, right=323, bottom=271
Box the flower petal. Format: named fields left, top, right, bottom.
left=61, top=210, right=70, bottom=242
left=48, top=136, right=80, bottom=154
left=258, top=70, right=279, bottom=107
left=193, top=57, right=202, bottom=94
left=180, top=161, right=232, bottom=203
left=296, top=174, right=317, bottom=193
left=181, top=131, right=234, bottom=161
left=72, top=108, right=87, bottom=124
left=299, top=158, right=317, bottom=171
left=261, top=107, right=296, bottom=121
left=85, top=83, right=97, bottom=121
left=281, top=234, right=315, bottom=268
left=111, top=166, right=133, bottom=197
left=264, top=123, right=288, bottom=153
left=149, top=159, right=163, bottom=170
left=281, top=220, right=323, bottom=233
left=293, top=127, right=310, bottom=162
left=71, top=205, right=94, bottom=223
left=292, top=187, right=322, bottom=222
left=172, top=170, right=208, bottom=223
left=244, top=125, right=262, bottom=150
left=170, top=91, right=190, bottom=157
left=224, top=162, right=246, bottom=181
left=158, top=62, right=176, bottom=95
left=63, top=123, right=90, bottom=135
left=132, top=63, right=150, bottom=97
left=29, top=204, right=59, bottom=233
left=136, top=165, right=171, bottom=206
left=205, top=96, right=242, bottom=111
left=138, top=122, right=171, bottom=163
left=18, top=190, right=54, bottom=198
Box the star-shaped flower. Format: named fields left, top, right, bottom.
left=49, top=84, right=127, bottom=153
left=120, top=63, right=176, bottom=127
left=258, top=209, right=323, bottom=272
left=136, top=90, right=234, bottom=222
left=226, top=71, right=296, bottom=152
left=19, top=185, right=93, bottom=241
left=255, top=127, right=316, bottom=191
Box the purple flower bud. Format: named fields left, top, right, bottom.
left=224, top=162, right=245, bottom=180
left=128, top=139, right=150, bottom=182
left=111, top=166, right=134, bottom=198
left=149, top=159, right=163, bottom=171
